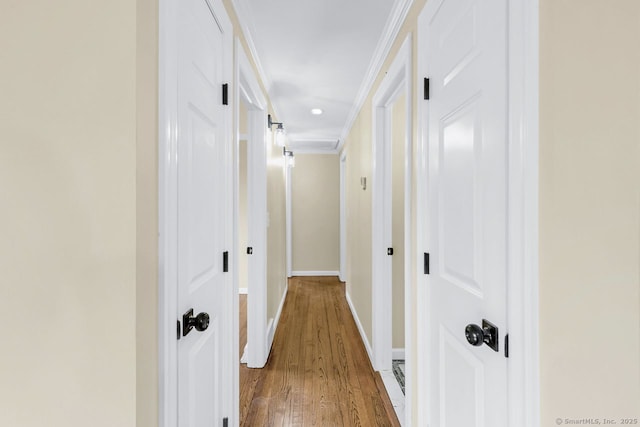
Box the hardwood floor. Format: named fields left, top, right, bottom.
left=239, top=276, right=400, bottom=427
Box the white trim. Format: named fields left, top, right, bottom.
left=336, top=0, right=414, bottom=151
left=286, top=157, right=292, bottom=278
left=339, top=151, right=347, bottom=282
left=507, top=0, right=540, bottom=426
left=158, top=0, right=179, bottom=423
left=288, top=146, right=339, bottom=155
left=392, top=348, right=405, bottom=360
left=415, top=1, right=540, bottom=425
left=415, top=10, right=430, bottom=425
left=346, top=291, right=374, bottom=366
left=229, top=0, right=271, bottom=93
left=238, top=288, right=248, bottom=295
left=290, top=271, right=340, bottom=277
left=370, top=36, right=412, bottom=427
left=235, top=40, right=269, bottom=369
left=266, top=281, right=288, bottom=354
left=371, top=35, right=412, bottom=372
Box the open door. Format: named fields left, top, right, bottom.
left=159, top=0, right=233, bottom=425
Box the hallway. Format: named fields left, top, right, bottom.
left=240, top=277, right=400, bottom=426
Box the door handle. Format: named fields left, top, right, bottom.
left=182, top=308, right=210, bottom=337
left=465, top=319, right=499, bottom=352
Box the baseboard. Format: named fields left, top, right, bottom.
left=291, top=270, right=340, bottom=277
left=392, top=348, right=405, bottom=360
left=346, top=291, right=374, bottom=367
left=266, top=281, right=288, bottom=355
left=238, top=287, right=248, bottom=294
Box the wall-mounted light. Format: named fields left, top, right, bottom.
left=283, top=148, right=295, bottom=168
left=268, top=114, right=286, bottom=147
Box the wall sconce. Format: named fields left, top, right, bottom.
left=284, top=148, right=295, bottom=168
left=268, top=114, right=286, bottom=147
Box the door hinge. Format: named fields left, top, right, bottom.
left=222, top=83, right=229, bottom=105
left=504, top=333, right=509, bottom=358
left=177, top=320, right=181, bottom=340
left=223, top=251, right=229, bottom=272
left=424, top=252, right=430, bottom=274
left=223, top=417, right=228, bottom=427
left=247, top=247, right=253, bottom=255
left=423, top=77, right=430, bottom=100
left=387, top=247, right=394, bottom=256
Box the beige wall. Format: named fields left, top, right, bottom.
left=539, top=0, right=640, bottom=423
left=391, top=94, right=406, bottom=350
left=342, top=1, right=426, bottom=423
left=291, top=154, right=340, bottom=272
left=266, top=136, right=288, bottom=319
left=0, top=1, right=138, bottom=426
left=136, top=0, right=159, bottom=425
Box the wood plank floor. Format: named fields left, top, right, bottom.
left=239, top=276, right=400, bottom=427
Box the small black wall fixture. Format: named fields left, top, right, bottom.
left=267, top=114, right=284, bottom=131
left=267, top=114, right=285, bottom=146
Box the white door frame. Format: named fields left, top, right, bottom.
left=286, top=156, right=292, bottom=278
left=415, top=1, right=540, bottom=425
left=371, top=35, right=413, bottom=424
left=234, top=40, right=270, bottom=369
left=158, top=0, right=234, bottom=425
left=339, top=150, right=347, bottom=282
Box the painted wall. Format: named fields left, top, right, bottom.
left=0, top=1, right=138, bottom=425
left=539, top=0, right=640, bottom=423
left=391, top=94, right=406, bottom=350
left=266, top=134, right=288, bottom=321
left=342, top=2, right=426, bottom=424
left=291, top=154, right=340, bottom=273
left=136, top=0, right=159, bottom=425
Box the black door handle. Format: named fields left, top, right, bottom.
left=182, top=308, right=210, bottom=337
left=465, top=319, right=499, bottom=352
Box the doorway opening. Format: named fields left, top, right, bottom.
left=371, top=36, right=412, bottom=425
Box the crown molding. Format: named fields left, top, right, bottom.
left=288, top=138, right=339, bottom=154
left=336, top=0, right=414, bottom=152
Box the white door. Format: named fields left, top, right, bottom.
left=421, top=0, right=508, bottom=425
left=177, top=0, right=231, bottom=425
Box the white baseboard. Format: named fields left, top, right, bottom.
left=266, top=281, right=288, bottom=355
left=238, top=287, right=248, bottom=294
left=291, top=270, right=340, bottom=277
left=392, top=348, right=405, bottom=360
left=346, top=291, right=374, bottom=367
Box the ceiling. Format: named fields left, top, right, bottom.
left=232, top=0, right=410, bottom=152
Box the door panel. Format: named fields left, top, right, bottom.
left=423, top=0, right=509, bottom=425
left=176, top=0, right=229, bottom=425
left=440, top=327, right=484, bottom=427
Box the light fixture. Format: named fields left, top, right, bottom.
left=311, top=108, right=323, bottom=115
left=283, top=148, right=295, bottom=168
left=267, top=114, right=286, bottom=147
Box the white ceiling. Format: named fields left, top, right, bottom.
left=233, top=0, right=407, bottom=152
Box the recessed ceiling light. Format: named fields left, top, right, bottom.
left=311, top=108, right=323, bottom=115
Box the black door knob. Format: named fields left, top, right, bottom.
left=465, top=323, right=485, bottom=346
left=465, top=319, right=500, bottom=352
left=182, top=308, right=210, bottom=337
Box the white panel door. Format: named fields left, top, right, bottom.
left=422, top=0, right=508, bottom=426
left=177, top=0, right=230, bottom=425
